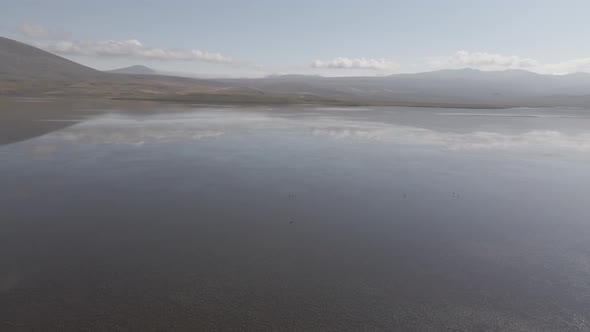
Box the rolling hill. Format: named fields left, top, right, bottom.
left=0, top=36, right=104, bottom=80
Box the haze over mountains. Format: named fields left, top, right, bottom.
left=1, top=36, right=590, bottom=107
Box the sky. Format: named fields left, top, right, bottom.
left=2, top=0, right=590, bottom=77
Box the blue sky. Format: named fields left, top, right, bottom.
left=2, top=0, right=590, bottom=77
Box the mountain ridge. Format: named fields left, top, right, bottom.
left=2, top=36, right=590, bottom=107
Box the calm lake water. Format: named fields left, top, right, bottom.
left=1, top=104, right=590, bottom=331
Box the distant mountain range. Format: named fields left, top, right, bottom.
left=222, top=68, right=590, bottom=107
left=1, top=36, right=590, bottom=107
left=106, top=65, right=157, bottom=75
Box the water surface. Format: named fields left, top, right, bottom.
left=1, top=104, right=590, bottom=331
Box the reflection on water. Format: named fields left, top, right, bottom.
left=1, top=105, right=590, bottom=331
left=29, top=107, right=590, bottom=152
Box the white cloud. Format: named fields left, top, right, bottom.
left=429, top=51, right=541, bottom=70
left=19, top=23, right=67, bottom=39
left=18, top=22, right=235, bottom=63
left=38, top=39, right=234, bottom=63
left=311, top=57, right=399, bottom=71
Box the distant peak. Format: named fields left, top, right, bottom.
left=107, top=65, right=157, bottom=75
left=127, top=65, right=152, bottom=70
left=437, top=68, right=482, bottom=73
left=501, top=68, right=539, bottom=75
left=266, top=74, right=321, bottom=78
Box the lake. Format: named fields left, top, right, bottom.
left=1, top=103, right=589, bottom=331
